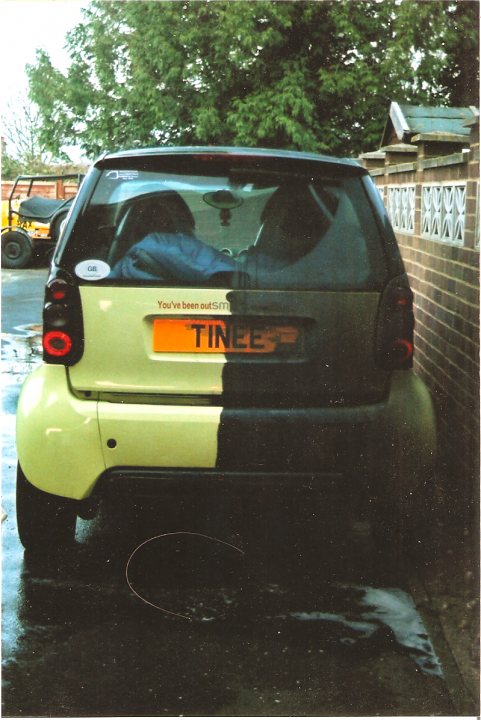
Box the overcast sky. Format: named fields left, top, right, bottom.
left=0, top=0, right=87, bottom=98
left=0, top=0, right=88, bottom=160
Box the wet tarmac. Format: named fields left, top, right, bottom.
left=1, top=269, right=458, bottom=716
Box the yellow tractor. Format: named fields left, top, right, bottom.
left=1, top=173, right=83, bottom=268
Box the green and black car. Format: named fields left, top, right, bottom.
left=16, top=147, right=436, bottom=553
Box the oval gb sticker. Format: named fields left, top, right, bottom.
left=75, top=259, right=111, bottom=281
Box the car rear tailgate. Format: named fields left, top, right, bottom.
left=68, top=285, right=388, bottom=406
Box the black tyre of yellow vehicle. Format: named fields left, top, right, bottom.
left=1, top=230, right=33, bottom=269
left=16, top=464, right=77, bottom=552
left=50, top=210, right=68, bottom=242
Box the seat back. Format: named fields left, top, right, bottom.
left=108, top=191, right=195, bottom=266
left=254, top=184, right=331, bottom=263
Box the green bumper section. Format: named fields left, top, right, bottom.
left=373, top=369, right=437, bottom=499
left=16, top=365, right=104, bottom=500
left=16, top=365, right=436, bottom=501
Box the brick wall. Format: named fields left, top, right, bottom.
left=363, top=125, right=480, bottom=522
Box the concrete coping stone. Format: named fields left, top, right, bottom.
left=385, top=162, right=417, bottom=174
left=419, top=152, right=469, bottom=170
left=359, top=151, right=386, bottom=159
left=412, top=132, right=470, bottom=144
left=380, top=143, right=418, bottom=153
left=369, top=153, right=468, bottom=175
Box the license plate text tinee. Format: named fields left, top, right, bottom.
left=153, top=319, right=301, bottom=354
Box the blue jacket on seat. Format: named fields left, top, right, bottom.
left=109, top=232, right=237, bottom=282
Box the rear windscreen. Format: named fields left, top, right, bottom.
left=60, top=161, right=388, bottom=290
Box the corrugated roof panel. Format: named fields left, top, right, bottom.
left=410, top=118, right=471, bottom=136
left=399, top=105, right=474, bottom=120
left=398, top=105, right=473, bottom=136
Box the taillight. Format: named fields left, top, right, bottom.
left=42, top=272, right=84, bottom=365
left=376, top=278, right=414, bottom=370
left=43, top=331, right=73, bottom=357
left=49, top=279, right=69, bottom=301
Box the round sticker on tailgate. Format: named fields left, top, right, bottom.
left=75, top=259, right=111, bottom=280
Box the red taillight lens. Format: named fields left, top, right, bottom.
left=388, top=338, right=414, bottom=365
left=392, top=287, right=412, bottom=307
left=376, top=279, right=415, bottom=370
left=43, top=331, right=73, bottom=357
left=47, top=279, right=69, bottom=301
left=42, top=273, right=84, bottom=364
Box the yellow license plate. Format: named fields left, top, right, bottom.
left=153, top=318, right=302, bottom=354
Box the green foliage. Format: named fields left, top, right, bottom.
left=0, top=152, right=85, bottom=180
left=438, top=1, right=480, bottom=107
left=1, top=153, right=24, bottom=180
left=1, top=92, right=71, bottom=175
left=27, top=0, right=479, bottom=159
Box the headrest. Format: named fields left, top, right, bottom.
left=123, top=190, right=195, bottom=236
left=256, top=184, right=330, bottom=260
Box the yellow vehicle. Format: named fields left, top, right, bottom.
left=1, top=198, right=49, bottom=237
left=1, top=173, right=83, bottom=268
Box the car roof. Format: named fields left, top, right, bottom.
left=98, top=146, right=365, bottom=173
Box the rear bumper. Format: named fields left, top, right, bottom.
left=95, top=467, right=345, bottom=497
left=16, top=365, right=436, bottom=501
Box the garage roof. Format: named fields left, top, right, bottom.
left=381, top=102, right=478, bottom=147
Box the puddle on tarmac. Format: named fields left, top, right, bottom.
left=123, top=577, right=442, bottom=677
left=2, top=326, right=42, bottom=378
left=290, top=587, right=442, bottom=677
left=124, top=534, right=442, bottom=678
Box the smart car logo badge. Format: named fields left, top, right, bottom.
left=75, top=259, right=111, bottom=281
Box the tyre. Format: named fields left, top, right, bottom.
left=1, top=230, right=33, bottom=269
left=16, top=464, right=77, bottom=552
left=50, top=210, right=68, bottom=242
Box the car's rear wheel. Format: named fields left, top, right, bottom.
left=1, top=230, right=33, bottom=269
left=16, top=464, right=77, bottom=552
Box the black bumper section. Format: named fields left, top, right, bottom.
left=94, top=467, right=347, bottom=499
